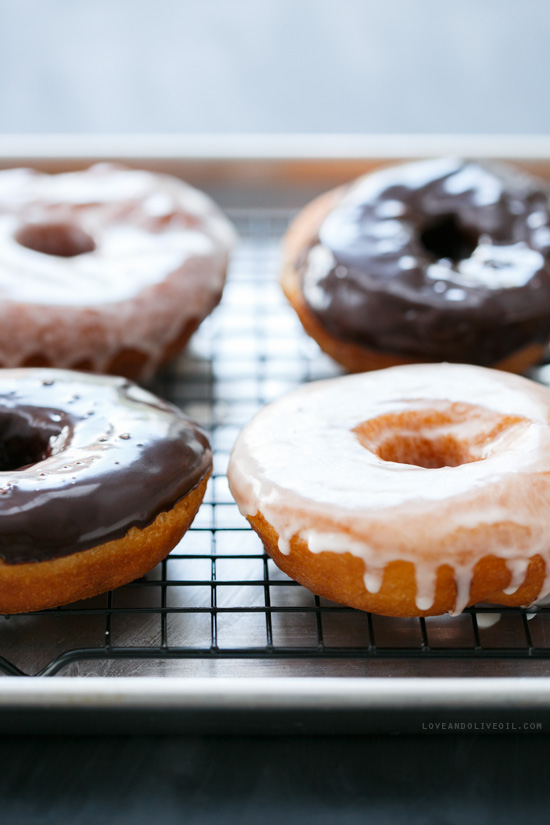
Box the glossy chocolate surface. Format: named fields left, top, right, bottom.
left=300, top=158, right=550, bottom=363
left=0, top=369, right=211, bottom=564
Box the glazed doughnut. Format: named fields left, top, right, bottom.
left=283, top=158, right=550, bottom=374
left=0, top=163, right=235, bottom=379
left=228, top=363, right=550, bottom=617
left=0, top=368, right=211, bottom=613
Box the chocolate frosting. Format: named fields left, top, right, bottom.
left=300, top=158, right=550, bottom=363
left=0, top=369, right=211, bottom=564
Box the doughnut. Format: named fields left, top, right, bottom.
left=228, top=363, right=550, bottom=617
left=0, top=163, right=235, bottom=379
left=282, top=158, right=550, bottom=374
left=0, top=368, right=211, bottom=613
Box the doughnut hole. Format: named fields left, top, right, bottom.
left=0, top=410, right=63, bottom=472
left=15, top=221, right=96, bottom=257
left=354, top=401, right=529, bottom=469
left=375, top=432, right=474, bottom=468
left=419, top=213, right=478, bottom=262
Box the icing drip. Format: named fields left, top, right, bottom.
left=414, top=563, right=438, bottom=612
left=502, top=558, right=530, bottom=595
left=363, top=571, right=384, bottom=595
left=475, top=613, right=502, bottom=629
left=527, top=592, right=550, bottom=620
left=450, top=566, right=475, bottom=616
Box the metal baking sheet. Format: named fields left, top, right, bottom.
left=1, top=137, right=550, bottom=733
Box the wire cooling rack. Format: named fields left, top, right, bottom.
left=1, top=208, right=550, bottom=678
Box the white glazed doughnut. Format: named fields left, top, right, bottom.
left=228, top=363, right=550, bottom=617
left=0, top=163, right=236, bottom=379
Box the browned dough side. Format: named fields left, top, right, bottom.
left=249, top=510, right=546, bottom=617
left=0, top=473, right=210, bottom=614
left=16, top=283, right=225, bottom=380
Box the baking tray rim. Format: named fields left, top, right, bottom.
left=0, top=137, right=549, bottom=719
left=2, top=132, right=550, bottom=160
left=0, top=676, right=549, bottom=712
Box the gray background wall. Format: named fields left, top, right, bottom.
left=0, top=0, right=547, bottom=134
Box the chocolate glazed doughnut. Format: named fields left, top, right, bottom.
left=0, top=369, right=212, bottom=613
left=283, top=158, right=550, bottom=373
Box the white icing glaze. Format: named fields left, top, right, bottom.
left=0, top=164, right=236, bottom=375
left=475, top=613, right=502, bottom=629
left=227, top=363, right=550, bottom=614
left=0, top=219, right=216, bottom=305
left=526, top=591, right=550, bottom=620
left=502, top=558, right=530, bottom=595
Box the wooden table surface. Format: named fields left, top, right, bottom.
left=1, top=731, right=547, bottom=824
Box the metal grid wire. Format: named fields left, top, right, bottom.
left=1, top=209, right=550, bottom=677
